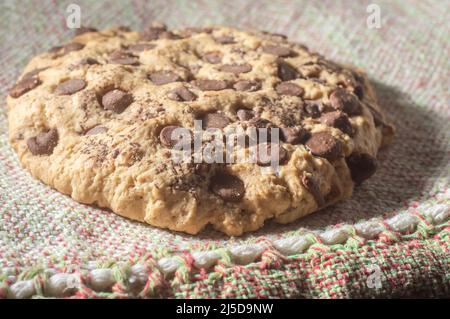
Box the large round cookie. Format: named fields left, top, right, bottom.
left=7, top=24, right=394, bottom=236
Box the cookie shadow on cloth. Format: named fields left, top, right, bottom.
left=196, top=80, right=448, bottom=240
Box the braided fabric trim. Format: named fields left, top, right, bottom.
left=2, top=202, right=448, bottom=298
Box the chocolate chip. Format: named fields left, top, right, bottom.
left=319, top=111, right=354, bottom=136
left=203, top=52, right=222, bottom=64
left=181, top=27, right=213, bottom=37
left=346, top=153, right=377, bottom=185
left=353, top=84, right=364, bottom=99
left=231, top=48, right=245, bottom=55
left=194, top=163, right=210, bottom=177
left=304, top=100, right=323, bottom=118
left=168, top=86, right=196, bottom=101
left=140, top=25, right=167, bottom=41
left=78, top=57, right=99, bottom=65
left=301, top=175, right=325, bottom=206
left=202, top=113, right=230, bottom=129
left=351, top=72, right=365, bottom=100
left=220, top=64, right=252, bottom=74
left=214, top=36, right=235, bottom=44
left=276, top=82, right=304, bottom=96
left=27, top=129, right=58, bottom=156
left=48, top=45, right=63, bottom=54
left=140, top=23, right=179, bottom=41
left=280, top=126, right=309, bottom=144
left=62, top=42, right=85, bottom=54
left=233, top=80, right=261, bottom=92
left=117, top=26, right=131, bottom=32
left=352, top=71, right=365, bottom=83
left=54, top=79, right=86, bottom=95
left=262, top=45, right=292, bottom=57
left=247, top=117, right=274, bottom=143
left=69, top=58, right=99, bottom=70
left=256, top=143, right=289, bottom=166
left=160, top=125, right=188, bottom=148
left=102, top=89, right=133, bottom=113
left=365, top=103, right=384, bottom=127
left=109, top=50, right=139, bottom=65
left=85, top=125, right=107, bottom=136
left=236, top=109, right=255, bottom=121
left=74, top=26, right=97, bottom=36
left=305, top=132, right=342, bottom=161
left=210, top=173, right=245, bottom=202
left=193, top=79, right=227, bottom=91
left=329, top=88, right=362, bottom=116
left=161, top=31, right=181, bottom=40
left=9, top=76, right=41, bottom=98
left=300, top=60, right=313, bottom=66
left=149, top=71, right=181, bottom=85
left=371, top=111, right=383, bottom=127
left=345, top=153, right=378, bottom=184
left=128, top=43, right=156, bottom=53
left=318, top=59, right=341, bottom=72
left=278, top=61, right=298, bottom=81
left=248, top=117, right=272, bottom=129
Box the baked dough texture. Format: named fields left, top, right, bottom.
left=7, top=24, right=394, bottom=236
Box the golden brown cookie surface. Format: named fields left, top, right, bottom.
left=7, top=24, right=394, bottom=235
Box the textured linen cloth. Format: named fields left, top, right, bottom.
left=0, top=0, right=449, bottom=298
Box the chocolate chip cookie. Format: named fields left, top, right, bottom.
left=7, top=24, right=394, bottom=236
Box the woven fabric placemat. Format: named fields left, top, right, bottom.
left=0, top=0, right=449, bottom=298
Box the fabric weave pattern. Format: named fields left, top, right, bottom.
left=0, top=0, right=449, bottom=298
